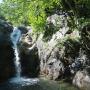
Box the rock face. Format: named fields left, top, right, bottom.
left=36, top=34, right=65, bottom=80
left=35, top=14, right=81, bottom=80
left=18, top=14, right=81, bottom=80
left=0, top=19, right=15, bottom=83
left=35, top=15, right=90, bottom=84
left=0, top=41, right=15, bottom=82
left=19, top=31, right=40, bottom=78
left=20, top=46, right=40, bottom=77
left=18, top=14, right=90, bottom=89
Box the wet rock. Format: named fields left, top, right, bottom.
left=0, top=19, right=15, bottom=83
left=19, top=41, right=40, bottom=78
left=0, top=42, right=15, bottom=83
left=18, top=28, right=40, bottom=77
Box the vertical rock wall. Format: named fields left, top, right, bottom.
left=0, top=19, right=15, bottom=83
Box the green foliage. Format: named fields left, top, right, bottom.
left=0, top=0, right=27, bottom=25
left=75, top=0, right=90, bottom=18
left=0, top=0, right=61, bottom=32
left=43, top=23, right=59, bottom=41
left=0, top=0, right=90, bottom=33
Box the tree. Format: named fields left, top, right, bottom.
left=0, top=0, right=90, bottom=33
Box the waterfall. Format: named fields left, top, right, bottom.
left=10, top=27, right=39, bottom=86
left=14, top=47, right=21, bottom=77
left=10, top=27, right=21, bottom=77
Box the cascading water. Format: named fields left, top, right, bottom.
left=10, top=27, right=21, bottom=77
left=9, top=27, right=39, bottom=86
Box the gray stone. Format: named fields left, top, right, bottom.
left=73, top=70, right=90, bottom=90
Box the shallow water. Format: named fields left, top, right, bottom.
left=0, top=78, right=79, bottom=90
left=0, top=83, right=42, bottom=90
left=0, top=80, right=40, bottom=90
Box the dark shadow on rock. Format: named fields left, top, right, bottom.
left=0, top=18, right=15, bottom=83
left=43, top=23, right=59, bottom=41
left=0, top=40, right=15, bottom=83
left=20, top=46, right=40, bottom=78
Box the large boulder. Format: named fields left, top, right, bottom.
left=73, top=68, right=90, bottom=90
left=19, top=32, right=40, bottom=77
left=0, top=19, right=15, bottom=83
left=35, top=14, right=82, bottom=80
left=0, top=41, right=15, bottom=83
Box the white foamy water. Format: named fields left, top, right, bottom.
left=13, top=46, right=21, bottom=77
left=9, top=77, right=39, bottom=86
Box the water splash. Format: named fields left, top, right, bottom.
left=9, top=77, right=39, bottom=86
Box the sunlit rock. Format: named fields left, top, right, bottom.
left=73, top=69, right=90, bottom=90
